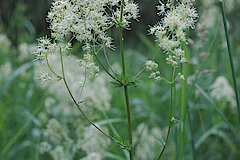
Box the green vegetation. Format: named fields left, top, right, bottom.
left=1, top=0, right=240, bottom=160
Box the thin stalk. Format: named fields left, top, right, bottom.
left=220, top=1, right=240, bottom=125
left=158, top=67, right=175, bottom=160
left=79, top=65, right=87, bottom=99
left=124, top=85, right=133, bottom=160
left=59, top=47, right=113, bottom=140
left=93, top=52, right=121, bottom=82
left=173, top=83, right=179, bottom=160
left=187, top=105, right=196, bottom=160
left=119, top=0, right=133, bottom=159
left=103, top=46, right=119, bottom=78
left=134, top=47, right=161, bottom=80
left=45, top=54, right=62, bottom=78
left=178, top=45, right=189, bottom=160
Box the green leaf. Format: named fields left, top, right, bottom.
left=57, top=75, right=63, bottom=81
left=111, top=81, right=123, bottom=88
left=113, top=135, right=132, bottom=151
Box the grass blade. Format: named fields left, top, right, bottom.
left=195, top=83, right=240, bottom=141
left=219, top=0, right=240, bottom=126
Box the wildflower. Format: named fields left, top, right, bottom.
left=134, top=123, right=162, bottom=160
left=50, top=146, right=71, bottom=160
left=39, top=142, right=52, bottom=154
left=210, top=76, right=236, bottom=107
left=78, top=53, right=100, bottom=78
left=18, top=43, right=35, bottom=61
left=44, top=119, right=64, bottom=143
left=83, top=152, right=102, bottom=160
left=145, top=60, right=158, bottom=71
left=179, top=75, right=185, bottom=81
left=178, top=73, right=185, bottom=81
left=149, top=0, right=198, bottom=67
left=155, top=76, right=162, bottom=82
left=38, top=71, right=52, bottom=83
left=33, top=37, right=56, bottom=64
left=0, top=34, right=11, bottom=49
left=47, top=0, right=139, bottom=49
left=79, top=126, right=110, bottom=155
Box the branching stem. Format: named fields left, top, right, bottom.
left=158, top=67, right=175, bottom=160
left=119, top=0, right=133, bottom=160
left=58, top=46, right=113, bottom=140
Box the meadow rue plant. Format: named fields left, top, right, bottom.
left=145, top=0, right=198, bottom=159
left=33, top=0, right=199, bottom=159
left=3, top=0, right=240, bottom=159
left=34, top=0, right=140, bottom=159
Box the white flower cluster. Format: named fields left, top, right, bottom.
left=210, top=76, right=236, bottom=108
left=78, top=126, right=110, bottom=158
left=134, top=123, right=162, bottom=160
left=82, top=153, right=102, bottom=160
left=149, top=0, right=198, bottom=67
left=111, top=0, right=140, bottom=28
left=145, top=60, right=162, bottom=82
left=78, top=53, right=100, bottom=78
left=18, top=43, right=36, bottom=61
left=0, top=34, right=11, bottom=49
left=47, top=0, right=139, bottom=49
left=34, top=0, right=139, bottom=82
left=33, top=37, right=56, bottom=64
left=38, top=71, right=52, bottom=83
left=0, top=62, right=12, bottom=84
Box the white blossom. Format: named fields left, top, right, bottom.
left=78, top=53, right=100, bottom=78
left=47, top=0, right=139, bottom=49
left=145, top=60, right=158, bottom=71
left=210, top=76, right=236, bottom=107
left=38, top=71, right=52, bottom=83
left=40, top=142, right=52, bottom=154
left=149, top=0, right=198, bottom=67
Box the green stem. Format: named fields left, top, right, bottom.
left=187, top=105, right=197, bottom=160
left=45, top=54, right=62, bottom=79
left=220, top=1, right=240, bottom=125
left=93, top=52, right=121, bottom=82
left=124, top=85, right=133, bottom=160
left=178, top=45, right=189, bottom=160
left=119, top=1, right=133, bottom=159
left=59, top=47, right=113, bottom=140
left=103, top=46, right=119, bottom=78
left=158, top=67, right=175, bottom=160
left=79, top=64, right=87, bottom=99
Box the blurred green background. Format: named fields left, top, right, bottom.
left=1, top=0, right=240, bottom=160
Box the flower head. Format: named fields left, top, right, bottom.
left=47, top=0, right=139, bottom=49
left=149, top=0, right=198, bottom=67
